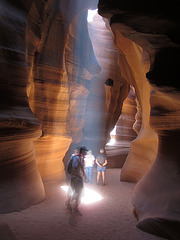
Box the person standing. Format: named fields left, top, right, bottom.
left=66, top=147, right=86, bottom=215
left=96, top=149, right=107, bottom=186
left=84, top=150, right=95, bottom=184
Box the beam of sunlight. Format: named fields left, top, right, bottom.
left=107, top=126, right=116, bottom=146
left=106, top=138, right=115, bottom=146
left=61, top=185, right=102, bottom=204
left=81, top=187, right=102, bottom=204
left=110, top=126, right=116, bottom=136
left=87, top=9, right=98, bottom=22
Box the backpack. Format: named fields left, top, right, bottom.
left=67, top=158, right=73, bottom=174
left=67, top=155, right=80, bottom=174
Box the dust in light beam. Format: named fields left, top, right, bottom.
left=61, top=185, right=102, bottom=204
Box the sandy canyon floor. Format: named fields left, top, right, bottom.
left=1, top=169, right=165, bottom=240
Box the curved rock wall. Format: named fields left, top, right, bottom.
left=111, top=27, right=158, bottom=182
left=28, top=1, right=73, bottom=180
left=0, top=0, right=101, bottom=212
left=98, top=0, right=180, bottom=238
left=1, top=0, right=128, bottom=213
left=0, top=0, right=45, bottom=213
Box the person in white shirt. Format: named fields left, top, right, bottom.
left=84, top=150, right=95, bottom=184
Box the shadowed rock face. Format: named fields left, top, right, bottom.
left=0, top=0, right=45, bottom=214
left=98, top=0, right=180, bottom=238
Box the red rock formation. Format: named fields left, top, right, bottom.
left=0, top=0, right=45, bottom=213
left=109, top=27, right=158, bottom=182
left=28, top=1, right=73, bottom=180
left=1, top=0, right=127, bottom=213
left=0, top=0, right=101, bottom=212
left=98, top=0, right=180, bottom=238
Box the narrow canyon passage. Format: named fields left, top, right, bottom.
left=1, top=169, right=164, bottom=240
left=1, top=1, right=180, bottom=239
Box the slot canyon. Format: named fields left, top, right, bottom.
left=0, top=0, right=180, bottom=239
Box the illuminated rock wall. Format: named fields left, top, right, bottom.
left=0, top=0, right=100, bottom=213
left=98, top=0, right=180, bottom=238
left=111, top=30, right=158, bottom=182
left=0, top=0, right=128, bottom=213
left=28, top=1, right=73, bottom=180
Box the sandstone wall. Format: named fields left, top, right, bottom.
left=98, top=0, right=180, bottom=238
left=0, top=0, right=46, bottom=214
left=0, top=0, right=101, bottom=212
left=0, top=0, right=128, bottom=213
left=112, top=31, right=158, bottom=182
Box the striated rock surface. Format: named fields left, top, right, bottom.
left=0, top=0, right=127, bottom=213
left=98, top=0, right=180, bottom=238
left=0, top=0, right=102, bottom=212
left=0, top=0, right=45, bottom=213
left=110, top=28, right=158, bottom=182
left=27, top=0, right=73, bottom=180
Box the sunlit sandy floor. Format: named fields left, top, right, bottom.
left=1, top=169, right=165, bottom=240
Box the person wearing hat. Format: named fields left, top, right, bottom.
left=66, top=147, right=86, bottom=215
